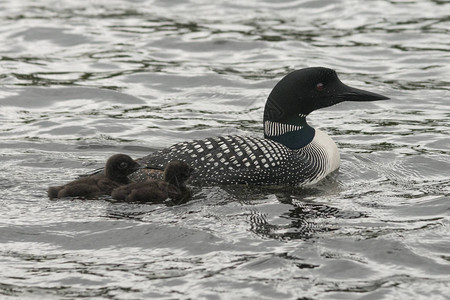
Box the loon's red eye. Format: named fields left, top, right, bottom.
left=316, top=83, right=324, bottom=91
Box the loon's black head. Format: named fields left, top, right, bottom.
left=263, top=67, right=389, bottom=148
left=264, top=67, right=388, bottom=122
left=105, top=154, right=141, bottom=183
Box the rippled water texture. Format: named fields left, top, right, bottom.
left=1, top=0, right=449, bottom=299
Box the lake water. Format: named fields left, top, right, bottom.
left=1, top=0, right=449, bottom=299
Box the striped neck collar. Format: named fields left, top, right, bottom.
left=263, top=115, right=315, bottom=149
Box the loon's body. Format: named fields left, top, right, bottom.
left=133, top=129, right=339, bottom=185
left=132, top=67, right=388, bottom=186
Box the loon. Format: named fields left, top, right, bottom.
left=111, top=160, right=193, bottom=203
left=48, top=154, right=141, bottom=198
left=131, top=67, right=388, bottom=186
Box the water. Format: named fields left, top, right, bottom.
left=1, top=0, right=449, bottom=299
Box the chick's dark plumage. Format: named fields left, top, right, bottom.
left=48, top=154, right=141, bottom=199
left=111, top=160, right=193, bottom=203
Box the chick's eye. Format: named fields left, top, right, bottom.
left=119, top=162, right=128, bottom=169
left=316, top=83, right=324, bottom=91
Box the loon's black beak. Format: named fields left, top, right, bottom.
left=338, top=85, right=389, bottom=102
left=317, top=82, right=389, bottom=111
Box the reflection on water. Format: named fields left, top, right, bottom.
left=1, top=0, right=449, bottom=299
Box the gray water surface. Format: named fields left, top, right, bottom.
left=1, top=0, right=449, bottom=299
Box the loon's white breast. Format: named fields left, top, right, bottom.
left=297, top=129, right=340, bottom=185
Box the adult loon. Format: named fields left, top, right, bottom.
left=131, top=67, right=388, bottom=186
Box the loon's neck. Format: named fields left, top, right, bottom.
left=264, top=116, right=315, bottom=150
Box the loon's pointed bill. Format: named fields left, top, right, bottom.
left=131, top=67, right=389, bottom=186
left=338, top=86, right=390, bottom=102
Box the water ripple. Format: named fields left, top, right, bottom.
left=1, top=0, right=449, bottom=299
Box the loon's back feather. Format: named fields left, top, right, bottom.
left=134, top=134, right=335, bottom=186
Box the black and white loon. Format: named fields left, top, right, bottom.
left=132, top=67, right=388, bottom=186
